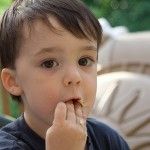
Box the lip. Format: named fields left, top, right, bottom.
left=63, top=97, right=82, bottom=103
left=63, top=97, right=85, bottom=107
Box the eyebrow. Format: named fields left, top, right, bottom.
left=81, top=45, right=97, bottom=51
left=34, top=47, right=62, bottom=56
left=35, top=45, right=97, bottom=56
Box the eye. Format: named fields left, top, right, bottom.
left=78, top=57, right=94, bottom=66
left=41, top=60, right=58, bottom=68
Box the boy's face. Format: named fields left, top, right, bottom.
left=14, top=18, right=97, bottom=130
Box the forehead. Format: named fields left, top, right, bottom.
left=22, top=17, right=61, bottom=39
left=22, top=16, right=96, bottom=44
left=19, top=17, right=97, bottom=55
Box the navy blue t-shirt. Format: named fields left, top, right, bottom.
left=0, top=116, right=130, bottom=150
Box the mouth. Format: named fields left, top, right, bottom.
left=65, top=97, right=84, bottom=107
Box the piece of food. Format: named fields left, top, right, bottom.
left=78, top=99, right=85, bottom=107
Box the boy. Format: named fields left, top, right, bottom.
left=0, top=0, right=130, bottom=149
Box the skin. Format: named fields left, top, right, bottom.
left=1, top=17, right=97, bottom=150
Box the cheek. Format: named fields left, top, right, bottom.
left=20, top=71, right=60, bottom=105
left=22, top=80, right=61, bottom=121
left=84, top=75, right=97, bottom=115
left=25, top=84, right=59, bottom=105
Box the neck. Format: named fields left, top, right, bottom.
left=23, top=111, right=51, bottom=139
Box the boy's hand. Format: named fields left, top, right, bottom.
left=46, top=101, right=87, bottom=150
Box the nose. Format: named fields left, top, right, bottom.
left=63, top=66, right=82, bottom=86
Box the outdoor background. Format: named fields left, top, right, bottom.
left=0, top=0, right=150, bottom=32
left=0, top=0, right=150, bottom=118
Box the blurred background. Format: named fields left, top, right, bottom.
left=0, top=0, right=150, bottom=149
left=0, top=0, right=150, bottom=32
left=83, top=0, right=150, bottom=32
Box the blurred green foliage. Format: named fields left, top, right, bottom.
left=83, top=0, right=150, bottom=32
left=0, top=0, right=150, bottom=31
left=0, top=0, right=11, bottom=15
left=0, top=96, right=21, bottom=118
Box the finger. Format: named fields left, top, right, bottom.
left=74, top=101, right=82, bottom=123
left=53, top=102, right=67, bottom=124
left=82, top=106, right=88, bottom=120
left=66, top=100, right=76, bottom=123
left=74, top=102, right=86, bottom=127
left=76, top=100, right=87, bottom=119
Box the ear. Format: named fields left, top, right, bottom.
left=1, top=68, right=23, bottom=96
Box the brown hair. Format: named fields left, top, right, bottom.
left=0, top=0, right=102, bottom=101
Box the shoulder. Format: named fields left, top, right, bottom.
left=87, top=117, right=119, bottom=135
left=86, top=118, right=130, bottom=150
left=0, top=120, right=31, bottom=150
left=0, top=130, right=30, bottom=150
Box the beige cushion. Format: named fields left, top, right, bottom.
left=98, top=32, right=150, bottom=75
left=91, top=72, right=150, bottom=150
